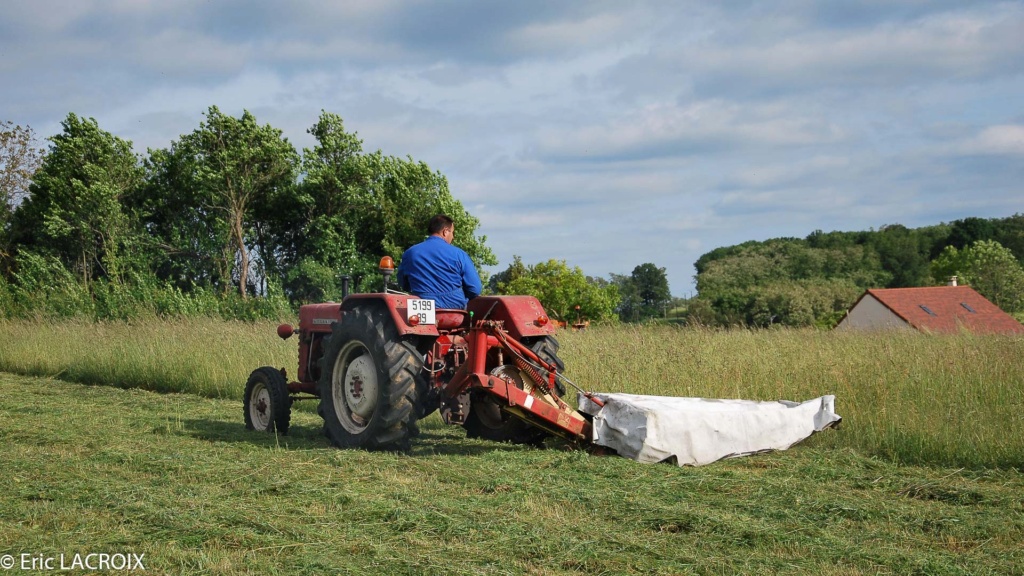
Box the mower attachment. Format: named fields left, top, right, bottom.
left=578, top=393, right=841, bottom=466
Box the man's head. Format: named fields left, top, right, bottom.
left=428, top=214, right=455, bottom=244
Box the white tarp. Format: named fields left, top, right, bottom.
left=577, top=393, right=841, bottom=466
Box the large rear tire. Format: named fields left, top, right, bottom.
left=525, top=335, right=566, bottom=396
left=244, top=367, right=291, bottom=434
left=318, top=309, right=423, bottom=451
left=463, top=336, right=564, bottom=444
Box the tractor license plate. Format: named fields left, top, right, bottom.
left=409, top=299, right=436, bottom=325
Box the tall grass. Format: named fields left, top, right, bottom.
left=558, top=325, right=1024, bottom=468
left=0, top=318, right=1021, bottom=468
left=0, top=318, right=293, bottom=398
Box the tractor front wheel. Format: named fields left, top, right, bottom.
left=318, top=309, right=422, bottom=451
left=243, top=367, right=292, bottom=434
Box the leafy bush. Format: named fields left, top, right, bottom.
left=931, top=240, right=1024, bottom=313
left=0, top=250, right=293, bottom=321
left=494, top=257, right=620, bottom=322
left=0, top=276, right=13, bottom=316
left=7, top=251, right=93, bottom=318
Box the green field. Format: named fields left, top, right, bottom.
left=1, top=319, right=1021, bottom=468
left=0, top=319, right=1022, bottom=573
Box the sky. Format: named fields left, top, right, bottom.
left=3, top=1, right=1023, bottom=295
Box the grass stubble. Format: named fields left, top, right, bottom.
left=0, top=319, right=1022, bottom=574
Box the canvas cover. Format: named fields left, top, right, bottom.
left=577, top=393, right=841, bottom=466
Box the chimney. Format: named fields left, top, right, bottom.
left=948, top=276, right=958, bottom=287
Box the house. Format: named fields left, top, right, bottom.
left=836, top=286, right=1024, bottom=334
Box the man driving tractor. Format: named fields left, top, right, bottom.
left=396, top=214, right=482, bottom=309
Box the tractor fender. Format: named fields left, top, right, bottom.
left=340, top=294, right=557, bottom=339
left=468, top=296, right=557, bottom=340
left=341, top=294, right=442, bottom=337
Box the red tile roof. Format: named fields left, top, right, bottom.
left=866, top=286, right=1024, bottom=334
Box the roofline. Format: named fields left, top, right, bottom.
left=864, top=288, right=914, bottom=326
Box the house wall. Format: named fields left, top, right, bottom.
left=837, top=295, right=911, bottom=331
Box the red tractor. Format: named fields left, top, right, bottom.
left=243, top=257, right=596, bottom=451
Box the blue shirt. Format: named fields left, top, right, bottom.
left=397, top=235, right=482, bottom=309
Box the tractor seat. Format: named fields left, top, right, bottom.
left=435, top=309, right=470, bottom=330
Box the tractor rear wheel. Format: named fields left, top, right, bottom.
left=463, top=336, right=565, bottom=445
left=525, top=335, right=566, bottom=396
left=318, top=309, right=423, bottom=451
left=244, top=367, right=292, bottom=434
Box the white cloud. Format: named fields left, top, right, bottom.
left=959, top=124, right=1024, bottom=156
left=603, top=2, right=1024, bottom=100
left=726, top=156, right=852, bottom=189
left=533, top=100, right=845, bottom=161
left=508, top=9, right=652, bottom=54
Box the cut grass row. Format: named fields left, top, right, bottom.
left=1, top=374, right=1021, bottom=575
left=0, top=319, right=1021, bottom=468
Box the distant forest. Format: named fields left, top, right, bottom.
left=688, top=215, right=1024, bottom=327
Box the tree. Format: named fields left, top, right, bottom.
left=946, top=217, right=996, bottom=252
left=268, top=111, right=369, bottom=300
left=359, top=152, right=494, bottom=269
left=139, top=109, right=493, bottom=303
left=1, top=121, right=45, bottom=235
left=931, top=240, right=1024, bottom=313
left=693, top=233, right=892, bottom=326
left=610, top=273, right=639, bottom=321
left=630, top=262, right=671, bottom=319
left=748, top=278, right=861, bottom=328
left=870, top=224, right=932, bottom=287
left=991, top=213, right=1024, bottom=264
left=10, top=113, right=143, bottom=286
left=140, top=107, right=299, bottom=298
left=136, top=146, right=229, bottom=291
left=487, top=255, right=528, bottom=293
left=495, top=258, right=619, bottom=322
left=291, top=111, right=495, bottom=297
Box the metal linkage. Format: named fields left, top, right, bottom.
left=490, top=324, right=605, bottom=408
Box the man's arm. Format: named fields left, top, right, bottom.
left=461, top=251, right=483, bottom=300
left=396, top=254, right=411, bottom=292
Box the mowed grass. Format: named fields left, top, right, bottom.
left=1, top=373, right=1022, bottom=575
left=1, top=318, right=1021, bottom=468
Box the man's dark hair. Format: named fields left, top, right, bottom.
left=428, top=214, right=454, bottom=235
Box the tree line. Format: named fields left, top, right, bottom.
left=6, top=111, right=1018, bottom=328
left=1, top=110, right=677, bottom=323
left=0, top=109, right=494, bottom=319
left=486, top=257, right=672, bottom=323
left=689, top=217, right=1024, bottom=327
